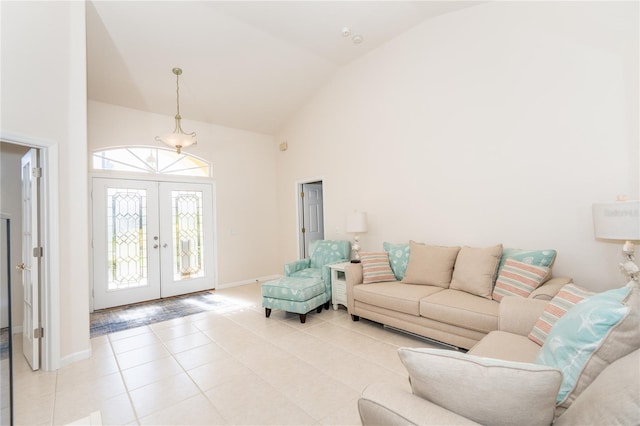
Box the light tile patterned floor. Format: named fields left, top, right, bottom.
left=12, top=282, right=445, bottom=425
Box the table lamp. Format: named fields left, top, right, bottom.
left=592, top=200, right=640, bottom=285
left=346, top=211, right=368, bottom=263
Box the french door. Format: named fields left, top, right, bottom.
left=21, top=149, right=41, bottom=370
left=92, top=178, right=215, bottom=310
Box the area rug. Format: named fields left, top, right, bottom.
left=0, top=328, right=8, bottom=360
left=90, top=291, right=228, bottom=338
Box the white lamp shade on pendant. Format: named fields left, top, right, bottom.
left=592, top=201, right=640, bottom=240
left=161, top=132, right=196, bottom=151
left=346, top=211, right=368, bottom=234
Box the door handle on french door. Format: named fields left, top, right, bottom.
left=16, top=263, right=25, bottom=270
left=163, top=243, right=168, bottom=248
left=153, top=244, right=159, bottom=249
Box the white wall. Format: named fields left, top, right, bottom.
left=1, top=1, right=89, bottom=365
left=88, top=101, right=280, bottom=286
left=276, top=1, right=639, bottom=292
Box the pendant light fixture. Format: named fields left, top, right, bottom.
left=155, top=67, right=197, bottom=154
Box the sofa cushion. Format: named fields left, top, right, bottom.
left=498, top=248, right=557, bottom=283
left=535, top=285, right=639, bottom=416
left=450, top=244, right=502, bottom=299
left=554, top=349, right=640, bottom=426
left=469, top=330, right=541, bottom=363
left=261, top=277, right=325, bottom=302
left=354, top=282, right=443, bottom=316
left=360, top=252, right=396, bottom=284
left=398, top=348, right=562, bottom=426
left=289, top=268, right=322, bottom=280
left=420, top=289, right=499, bottom=333
left=383, top=242, right=411, bottom=281
left=402, top=241, right=460, bottom=288
left=492, top=259, right=549, bottom=302
left=528, top=283, right=594, bottom=346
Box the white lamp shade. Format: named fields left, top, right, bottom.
left=593, top=201, right=640, bottom=240
left=346, top=211, right=368, bottom=233
left=161, top=132, right=196, bottom=149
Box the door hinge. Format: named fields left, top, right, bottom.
left=300, top=191, right=304, bottom=198
left=32, top=167, right=42, bottom=178
left=34, top=327, right=44, bottom=339
left=33, top=247, right=43, bottom=257
left=301, top=227, right=306, bottom=233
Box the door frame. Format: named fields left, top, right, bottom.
left=90, top=172, right=218, bottom=312
left=296, top=176, right=325, bottom=259
left=1, top=131, right=60, bottom=372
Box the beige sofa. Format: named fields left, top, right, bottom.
left=358, top=294, right=640, bottom=425
left=346, top=262, right=572, bottom=350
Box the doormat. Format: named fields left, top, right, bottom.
left=90, top=291, right=228, bottom=338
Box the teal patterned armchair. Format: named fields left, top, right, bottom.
left=284, top=240, right=351, bottom=303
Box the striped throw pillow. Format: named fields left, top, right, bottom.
left=492, top=259, right=549, bottom=302
left=528, top=283, right=594, bottom=346
left=361, top=252, right=396, bottom=284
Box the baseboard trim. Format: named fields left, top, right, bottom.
left=59, top=347, right=91, bottom=368
left=216, top=275, right=281, bottom=289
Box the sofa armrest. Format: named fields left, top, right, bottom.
left=358, top=383, right=480, bottom=426
left=529, top=276, right=572, bottom=300
left=346, top=262, right=363, bottom=285
left=345, top=263, right=363, bottom=313
left=284, top=259, right=310, bottom=276
left=498, top=296, right=549, bottom=336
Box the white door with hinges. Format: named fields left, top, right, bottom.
left=20, top=149, right=41, bottom=370
left=92, top=178, right=215, bottom=310
left=300, top=183, right=324, bottom=258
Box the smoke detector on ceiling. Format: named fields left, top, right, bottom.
left=341, top=26, right=363, bottom=45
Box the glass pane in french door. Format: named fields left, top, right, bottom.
left=107, top=187, right=148, bottom=290
left=171, top=190, right=205, bottom=280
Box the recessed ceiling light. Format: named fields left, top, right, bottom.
left=352, top=34, right=363, bottom=44
left=341, top=26, right=351, bottom=37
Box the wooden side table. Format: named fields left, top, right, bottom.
left=329, top=262, right=351, bottom=310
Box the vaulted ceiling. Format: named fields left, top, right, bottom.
left=87, top=1, right=483, bottom=135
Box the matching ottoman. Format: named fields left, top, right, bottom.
left=261, top=277, right=329, bottom=323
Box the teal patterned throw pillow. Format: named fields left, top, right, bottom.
left=535, top=286, right=635, bottom=411
left=383, top=242, right=410, bottom=281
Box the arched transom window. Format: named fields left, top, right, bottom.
left=92, top=146, right=211, bottom=177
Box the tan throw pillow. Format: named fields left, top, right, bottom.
left=398, top=347, right=562, bottom=426
left=450, top=244, right=503, bottom=299
left=360, top=252, right=396, bottom=284
left=401, top=241, right=460, bottom=287
left=528, top=283, right=594, bottom=346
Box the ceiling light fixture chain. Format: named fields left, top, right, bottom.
left=155, top=66, right=197, bottom=154
left=174, top=67, right=182, bottom=118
